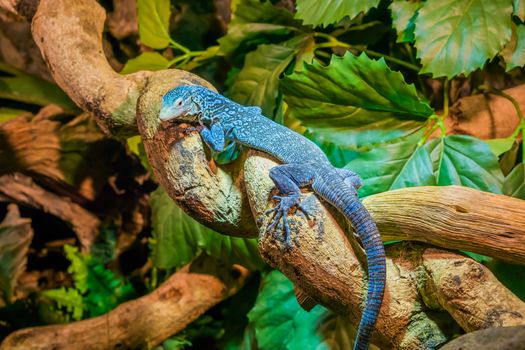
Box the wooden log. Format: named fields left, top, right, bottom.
left=0, top=256, right=250, bottom=350
left=364, top=186, right=525, bottom=264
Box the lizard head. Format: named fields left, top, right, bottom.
left=159, top=85, right=206, bottom=123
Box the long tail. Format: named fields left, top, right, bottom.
left=313, top=174, right=386, bottom=350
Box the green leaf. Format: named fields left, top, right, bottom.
left=390, top=0, right=421, bottom=43
left=137, top=0, right=172, bottom=49
left=503, top=24, right=525, bottom=70
left=346, top=130, right=435, bottom=197
left=282, top=52, right=433, bottom=152
left=295, top=0, right=381, bottom=27
left=121, top=52, right=170, bottom=74
left=41, top=288, right=84, bottom=321
left=414, top=0, right=513, bottom=78
left=0, top=62, right=78, bottom=113
left=514, top=0, right=525, bottom=21
left=218, top=0, right=300, bottom=55
left=425, top=135, right=503, bottom=193
left=149, top=187, right=264, bottom=271
left=247, top=271, right=354, bottom=350
left=0, top=208, right=33, bottom=304
left=0, top=108, right=26, bottom=123
left=227, top=39, right=300, bottom=117
left=485, top=136, right=515, bottom=156
left=503, top=163, right=525, bottom=198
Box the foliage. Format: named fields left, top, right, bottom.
left=246, top=271, right=354, bottom=349
left=149, top=187, right=265, bottom=272
left=0, top=62, right=78, bottom=113
left=41, top=245, right=136, bottom=321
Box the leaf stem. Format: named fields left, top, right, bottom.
left=419, top=80, right=449, bottom=145
left=169, top=39, right=191, bottom=54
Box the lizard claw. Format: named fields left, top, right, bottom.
left=265, top=193, right=304, bottom=245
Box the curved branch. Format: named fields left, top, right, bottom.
left=244, top=154, right=525, bottom=349
left=3, top=1, right=525, bottom=348
left=0, top=256, right=250, bottom=350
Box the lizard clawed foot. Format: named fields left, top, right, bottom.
left=265, top=193, right=311, bottom=246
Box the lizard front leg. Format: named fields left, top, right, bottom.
left=266, top=163, right=316, bottom=245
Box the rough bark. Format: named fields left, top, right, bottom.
left=0, top=256, right=250, bottom=350
left=363, top=186, right=525, bottom=264
left=440, top=325, right=525, bottom=350
left=244, top=153, right=525, bottom=349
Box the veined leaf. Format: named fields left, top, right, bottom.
left=282, top=52, right=433, bottom=153
left=390, top=0, right=421, bottom=43
left=425, top=135, right=503, bottom=193
left=247, top=271, right=354, bottom=350
left=503, top=163, right=525, bottom=198
left=121, top=52, right=170, bottom=74
left=414, top=0, right=513, bottom=78
left=346, top=130, right=435, bottom=197
left=149, top=187, right=264, bottom=271
left=227, top=37, right=306, bottom=117
left=137, top=0, right=172, bottom=49
left=295, top=0, right=380, bottom=27
left=218, top=0, right=301, bottom=55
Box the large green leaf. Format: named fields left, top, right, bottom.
left=425, top=135, right=503, bottom=193
left=218, top=0, right=301, bottom=55
left=503, top=24, right=525, bottom=70
left=0, top=62, right=78, bottom=113
left=149, top=187, right=264, bottom=271
left=227, top=37, right=305, bottom=117
left=503, top=163, right=525, bottom=198
left=390, top=0, right=421, bottom=43
left=137, top=0, right=172, bottom=49
left=414, top=0, right=513, bottom=78
left=346, top=130, right=435, bottom=197
left=281, top=52, right=433, bottom=152
left=121, top=52, right=170, bottom=74
left=295, top=0, right=380, bottom=27
left=247, top=271, right=354, bottom=350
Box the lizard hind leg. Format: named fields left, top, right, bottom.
left=339, top=169, right=363, bottom=190
left=265, top=163, right=316, bottom=246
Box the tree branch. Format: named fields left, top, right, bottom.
left=0, top=256, right=250, bottom=350
left=244, top=154, right=525, bottom=349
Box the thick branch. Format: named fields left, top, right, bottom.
left=363, top=187, right=525, bottom=264
left=244, top=154, right=525, bottom=349
left=0, top=256, right=250, bottom=350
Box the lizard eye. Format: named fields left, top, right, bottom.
left=175, top=98, right=183, bottom=107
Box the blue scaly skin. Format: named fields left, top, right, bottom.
left=159, top=85, right=386, bottom=350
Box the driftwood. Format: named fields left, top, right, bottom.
left=245, top=154, right=525, bottom=349
left=1, top=0, right=525, bottom=349
left=0, top=173, right=99, bottom=250
left=0, top=256, right=250, bottom=350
